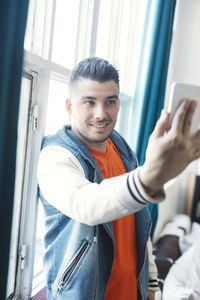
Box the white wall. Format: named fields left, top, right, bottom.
left=165, top=0, right=200, bottom=103
left=154, top=0, right=200, bottom=240
left=153, top=179, right=180, bottom=242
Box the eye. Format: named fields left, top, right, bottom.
left=105, top=99, right=116, bottom=105
left=85, top=100, right=95, bottom=105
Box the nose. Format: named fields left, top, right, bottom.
left=94, top=104, right=107, bottom=119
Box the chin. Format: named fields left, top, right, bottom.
left=78, top=126, right=114, bottom=144
left=92, top=133, right=112, bottom=143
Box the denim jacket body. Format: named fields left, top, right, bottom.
left=39, top=126, right=151, bottom=300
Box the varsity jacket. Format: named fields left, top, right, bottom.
left=37, top=125, right=164, bottom=299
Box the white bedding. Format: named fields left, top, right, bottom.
left=162, top=222, right=200, bottom=300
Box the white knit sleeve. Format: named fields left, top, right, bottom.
left=37, top=146, right=165, bottom=226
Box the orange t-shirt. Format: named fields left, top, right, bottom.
left=89, top=138, right=138, bottom=300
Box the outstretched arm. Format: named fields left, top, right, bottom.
left=148, top=290, right=155, bottom=300
left=139, top=99, right=200, bottom=195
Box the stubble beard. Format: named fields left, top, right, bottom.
left=78, top=129, right=111, bottom=144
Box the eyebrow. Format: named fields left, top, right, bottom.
left=81, top=95, right=119, bottom=101
left=106, top=95, right=119, bottom=99
left=81, top=96, right=97, bottom=100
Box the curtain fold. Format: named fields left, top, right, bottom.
left=0, top=1, right=29, bottom=298
left=130, top=0, right=176, bottom=238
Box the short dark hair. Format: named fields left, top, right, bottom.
left=69, top=57, right=119, bottom=87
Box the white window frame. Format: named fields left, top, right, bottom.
left=8, top=56, right=72, bottom=300
left=7, top=1, right=100, bottom=299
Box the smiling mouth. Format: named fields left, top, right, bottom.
left=92, top=123, right=108, bottom=128
left=89, top=119, right=112, bottom=130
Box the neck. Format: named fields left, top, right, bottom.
left=86, top=141, right=108, bottom=153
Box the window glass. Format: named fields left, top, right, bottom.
left=96, top=0, right=148, bottom=95
left=45, top=75, right=70, bottom=135
left=51, top=0, right=80, bottom=68
left=93, top=0, right=112, bottom=59
left=24, top=0, right=35, bottom=52
left=95, top=0, right=148, bottom=140
left=24, top=0, right=53, bottom=59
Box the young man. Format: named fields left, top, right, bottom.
left=37, top=57, right=200, bottom=300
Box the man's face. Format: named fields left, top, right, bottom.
left=66, top=79, right=120, bottom=152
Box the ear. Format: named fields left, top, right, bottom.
left=66, top=98, right=72, bottom=114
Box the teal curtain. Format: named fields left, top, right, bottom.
left=130, top=0, right=176, bottom=238
left=0, top=1, right=29, bottom=298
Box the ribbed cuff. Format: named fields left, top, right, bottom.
left=130, top=167, right=166, bottom=204
left=149, top=279, right=160, bottom=292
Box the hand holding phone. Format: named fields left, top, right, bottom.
left=168, top=82, right=200, bottom=137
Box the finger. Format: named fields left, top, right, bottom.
left=190, top=130, right=200, bottom=161
left=191, top=129, right=200, bottom=149
left=191, top=148, right=200, bottom=162
left=151, top=109, right=170, bottom=138
left=191, top=129, right=200, bottom=142
left=182, top=100, right=197, bottom=137
left=170, top=99, right=190, bottom=135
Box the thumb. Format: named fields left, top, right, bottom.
left=152, top=109, right=170, bottom=138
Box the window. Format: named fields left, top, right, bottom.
left=7, top=0, right=149, bottom=298
left=95, top=0, right=148, bottom=139
left=7, top=70, right=39, bottom=298
left=51, top=0, right=80, bottom=69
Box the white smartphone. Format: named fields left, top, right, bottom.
left=168, top=82, right=200, bottom=137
